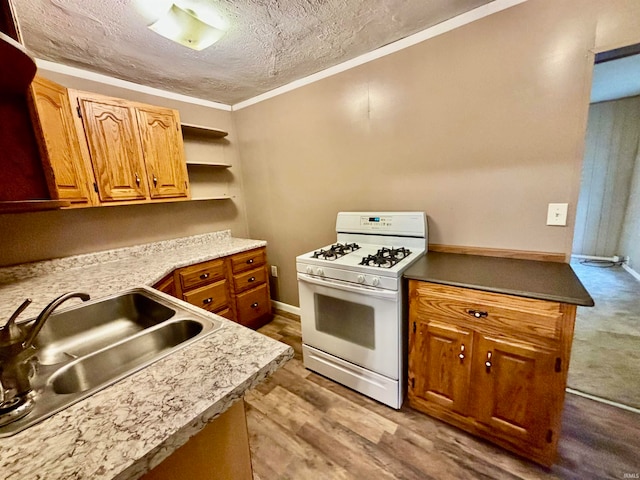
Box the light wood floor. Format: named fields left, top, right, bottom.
left=245, top=312, right=640, bottom=480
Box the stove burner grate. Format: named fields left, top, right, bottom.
left=312, top=242, right=360, bottom=260
left=359, top=247, right=412, bottom=268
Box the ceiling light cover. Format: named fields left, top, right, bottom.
left=148, top=4, right=224, bottom=51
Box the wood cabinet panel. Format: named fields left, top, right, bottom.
left=153, top=272, right=176, bottom=298
left=409, top=321, right=471, bottom=415
left=233, top=266, right=267, bottom=295
left=178, top=258, right=225, bottom=291
left=29, top=76, right=94, bottom=205
left=216, top=307, right=233, bottom=320
left=235, top=283, right=270, bottom=327
left=408, top=279, right=574, bottom=466
left=471, top=335, right=556, bottom=446
left=75, top=92, right=148, bottom=202
left=413, top=282, right=563, bottom=342
left=136, top=106, right=189, bottom=199
left=182, top=279, right=229, bottom=313
left=231, top=249, right=266, bottom=274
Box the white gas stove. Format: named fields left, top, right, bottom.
left=296, top=212, right=427, bottom=408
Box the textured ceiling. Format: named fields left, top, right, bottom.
left=12, top=0, right=492, bottom=105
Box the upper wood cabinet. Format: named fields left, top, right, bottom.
left=136, top=106, right=189, bottom=199
left=69, top=89, right=190, bottom=204
left=28, top=77, right=95, bottom=206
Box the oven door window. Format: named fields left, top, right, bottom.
left=314, top=293, right=374, bottom=349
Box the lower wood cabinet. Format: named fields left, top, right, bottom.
left=407, top=280, right=576, bottom=466
left=153, top=247, right=272, bottom=329
left=140, top=399, right=253, bottom=480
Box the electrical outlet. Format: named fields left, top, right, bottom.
left=546, top=203, right=568, bottom=226
left=271, top=265, right=278, bottom=277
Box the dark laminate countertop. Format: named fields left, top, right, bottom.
left=404, top=251, right=594, bottom=307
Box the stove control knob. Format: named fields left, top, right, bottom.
left=306, top=266, right=313, bottom=274
left=357, top=274, right=365, bottom=284
left=372, top=277, right=380, bottom=287
left=317, top=268, right=325, bottom=276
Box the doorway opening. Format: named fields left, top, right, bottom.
left=569, top=44, right=640, bottom=411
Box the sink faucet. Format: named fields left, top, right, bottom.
left=0, top=292, right=90, bottom=406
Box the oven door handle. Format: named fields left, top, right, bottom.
left=297, top=273, right=398, bottom=300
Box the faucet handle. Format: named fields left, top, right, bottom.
left=0, top=299, right=32, bottom=348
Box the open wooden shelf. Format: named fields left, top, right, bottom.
left=0, top=200, right=70, bottom=214
left=181, top=123, right=228, bottom=138
left=186, top=161, right=231, bottom=167
left=190, top=195, right=234, bottom=201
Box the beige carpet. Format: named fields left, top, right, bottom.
left=568, top=260, right=640, bottom=409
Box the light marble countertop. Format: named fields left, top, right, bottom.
left=0, top=230, right=293, bottom=480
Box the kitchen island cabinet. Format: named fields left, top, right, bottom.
left=0, top=231, right=291, bottom=480
left=404, top=252, right=593, bottom=467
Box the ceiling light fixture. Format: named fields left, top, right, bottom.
left=147, top=3, right=225, bottom=51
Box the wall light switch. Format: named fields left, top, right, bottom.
left=547, top=203, right=568, bottom=226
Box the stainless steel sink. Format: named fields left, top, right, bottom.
left=50, top=319, right=204, bottom=394
left=0, top=288, right=222, bottom=437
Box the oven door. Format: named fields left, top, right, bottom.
left=297, top=272, right=400, bottom=379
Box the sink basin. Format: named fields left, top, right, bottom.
left=34, top=292, right=176, bottom=365
left=0, top=288, right=223, bottom=437
left=50, top=319, right=203, bottom=394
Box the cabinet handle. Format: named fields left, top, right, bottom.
left=153, top=174, right=158, bottom=187
left=248, top=276, right=256, bottom=283
left=251, top=302, right=259, bottom=308
left=200, top=273, right=210, bottom=280
left=202, top=297, right=213, bottom=304
left=468, top=309, right=488, bottom=319
left=458, top=344, right=466, bottom=362
left=135, top=172, right=141, bottom=187
left=485, top=351, right=493, bottom=372
left=246, top=259, right=254, bottom=264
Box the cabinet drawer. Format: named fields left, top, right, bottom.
left=412, top=282, right=563, bottom=341
left=215, top=307, right=233, bottom=320
left=235, top=284, right=270, bottom=326
left=178, top=258, right=225, bottom=291
left=183, top=279, right=228, bottom=312
left=233, top=266, right=267, bottom=294
left=231, top=248, right=266, bottom=274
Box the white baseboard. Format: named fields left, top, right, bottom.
left=622, top=263, right=640, bottom=282
left=566, top=388, right=640, bottom=414
left=271, top=300, right=300, bottom=316
left=571, top=254, right=613, bottom=261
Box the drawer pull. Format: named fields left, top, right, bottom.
left=246, top=259, right=254, bottom=264
left=485, top=351, right=493, bottom=372
left=468, top=309, right=488, bottom=319
left=248, top=276, right=256, bottom=283
left=199, top=273, right=210, bottom=280
left=251, top=302, right=259, bottom=308
left=202, top=297, right=213, bottom=304
left=458, top=344, right=466, bottom=362
left=134, top=172, right=141, bottom=187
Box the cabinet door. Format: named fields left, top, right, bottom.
left=471, top=334, right=557, bottom=447
left=136, top=106, right=189, bottom=199
left=29, top=77, right=94, bottom=204
left=76, top=93, right=149, bottom=202
left=409, top=319, right=472, bottom=414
